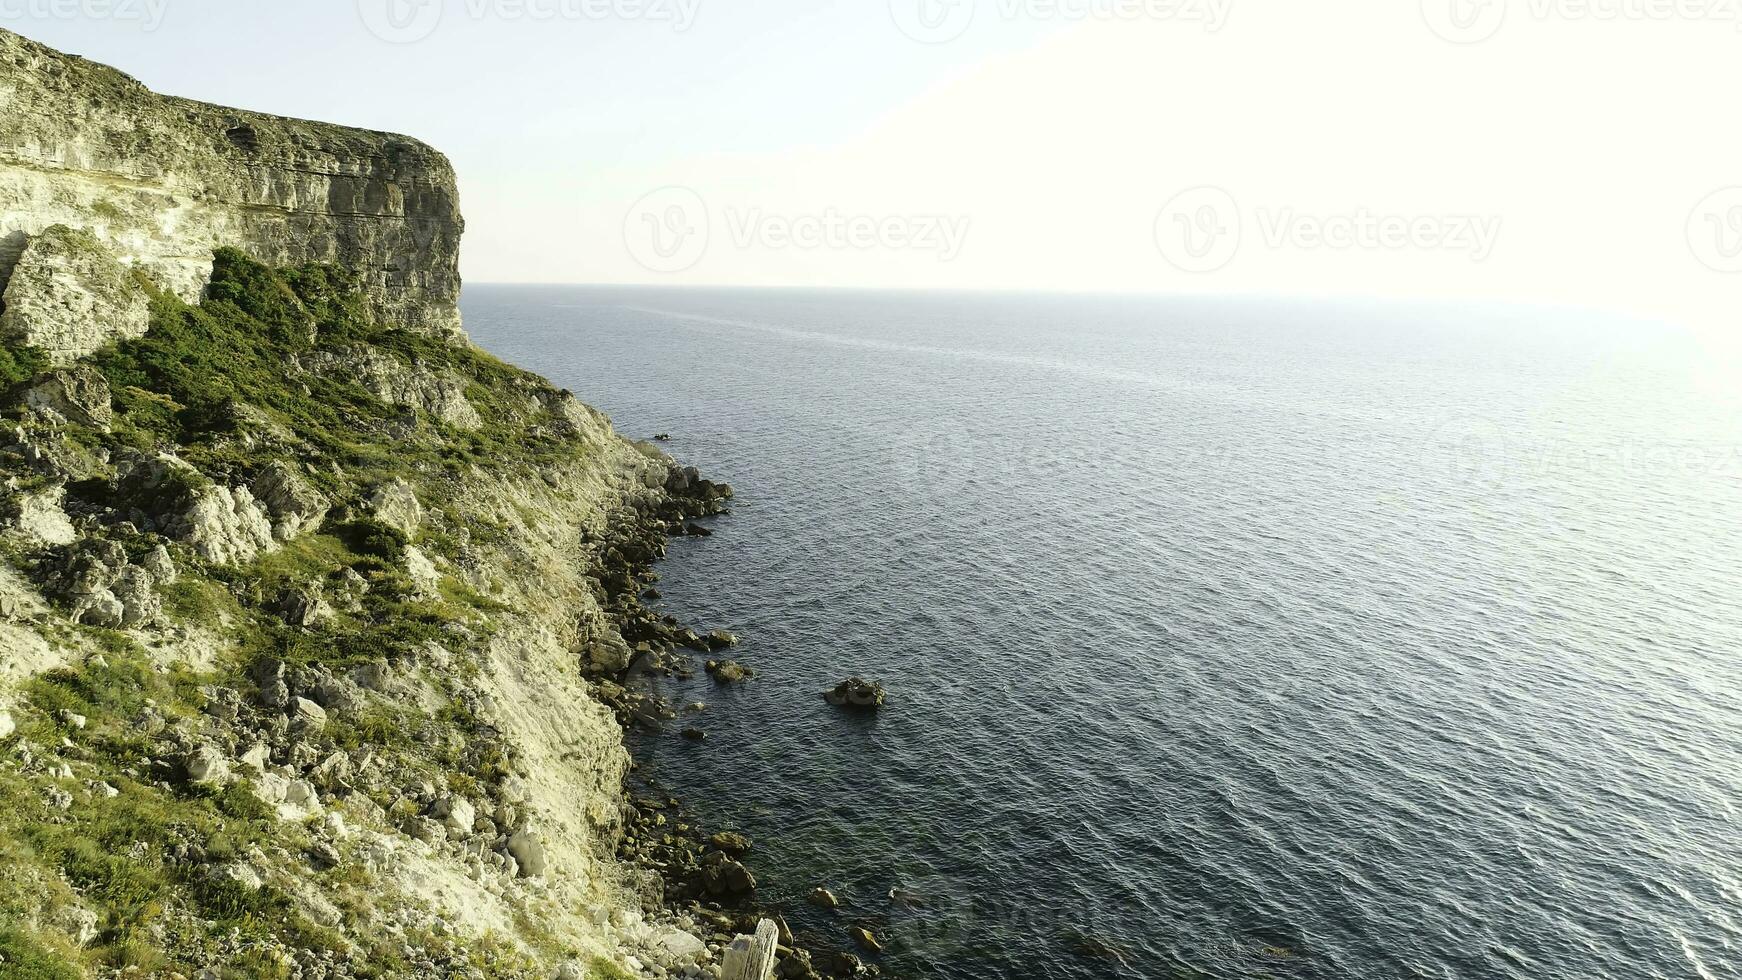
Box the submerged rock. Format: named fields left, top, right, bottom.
left=824, top=678, right=887, bottom=711
left=850, top=926, right=883, bottom=953
left=709, top=831, right=751, bottom=856
left=700, top=850, right=756, bottom=897
left=705, top=660, right=753, bottom=684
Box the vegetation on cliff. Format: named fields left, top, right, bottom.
left=0, top=251, right=716, bottom=979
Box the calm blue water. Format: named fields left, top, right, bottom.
left=464, top=287, right=1742, bottom=980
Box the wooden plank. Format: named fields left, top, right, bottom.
left=719, top=918, right=780, bottom=980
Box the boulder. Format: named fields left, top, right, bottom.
left=299, top=347, right=481, bottom=429
left=849, top=927, right=883, bottom=953
left=705, top=660, right=753, bottom=684
left=807, top=887, right=840, bottom=910
left=403, top=545, right=442, bottom=595
left=507, top=829, right=547, bottom=877
left=309, top=751, right=351, bottom=790
left=20, top=365, right=113, bottom=429
left=709, top=831, right=751, bottom=857
left=308, top=675, right=360, bottom=713
left=284, top=779, right=322, bottom=812
left=705, top=629, right=739, bottom=651
left=824, top=678, right=887, bottom=712
left=250, top=462, right=329, bottom=541
left=434, top=795, right=475, bottom=837
left=288, top=697, right=327, bottom=732
left=276, top=584, right=335, bottom=628
left=367, top=478, right=424, bottom=536
left=51, top=905, right=100, bottom=947
left=163, top=483, right=276, bottom=566
left=110, top=565, right=160, bottom=627
left=140, top=544, right=178, bottom=584
left=0, top=225, right=149, bottom=364
left=584, top=633, right=634, bottom=674
left=700, top=850, right=756, bottom=896
left=183, top=744, right=230, bottom=785
left=5, top=486, right=77, bottom=546
left=213, top=862, right=264, bottom=893
left=237, top=742, right=270, bottom=774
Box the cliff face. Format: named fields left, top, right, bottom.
left=0, top=30, right=748, bottom=980
left=0, top=27, right=464, bottom=341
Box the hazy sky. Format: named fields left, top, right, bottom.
left=9, top=0, right=1741, bottom=340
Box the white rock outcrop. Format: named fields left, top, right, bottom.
left=251, top=463, right=330, bottom=542
left=166, top=485, right=277, bottom=566
left=0, top=225, right=149, bottom=364
left=6, top=487, right=77, bottom=546
left=367, top=479, right=424, bottom=536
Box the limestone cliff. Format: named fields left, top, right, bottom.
left=0, top=27, right=464, bottom=344
left=0, top=29, right=762, bottom=980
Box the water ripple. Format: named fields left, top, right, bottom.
left=470, top=288, right=1742, bottom=980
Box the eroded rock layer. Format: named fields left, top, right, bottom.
left=0, top=27, right=464, bottom=340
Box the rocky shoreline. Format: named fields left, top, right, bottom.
left=583, top=455, right=892, bottom=980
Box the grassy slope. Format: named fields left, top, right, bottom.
left=0, top=252, right=618, bottom=978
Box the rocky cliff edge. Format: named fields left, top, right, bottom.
left=0, top=27, right=465, bottom=351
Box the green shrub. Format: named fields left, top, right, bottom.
left=0, top=344, right=48, bottom=389
left=0, top=926, right=82, bottom=980
left=333, top=519, right=408, bottom=564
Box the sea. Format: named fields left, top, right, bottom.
left=463, top=286, right=1742, bottom=980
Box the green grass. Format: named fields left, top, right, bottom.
left=0, top=249, right=593, bottom=977
left=0, top=926, right=83, bottom=980
left=86, top=248, right=586, bottom=492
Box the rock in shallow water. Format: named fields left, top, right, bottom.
left=706, top=660, right=753, bottom=684
left=824, top=678, right=886, bottom=711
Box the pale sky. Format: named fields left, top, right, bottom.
left=9, top=0, right=1741, bottom=340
